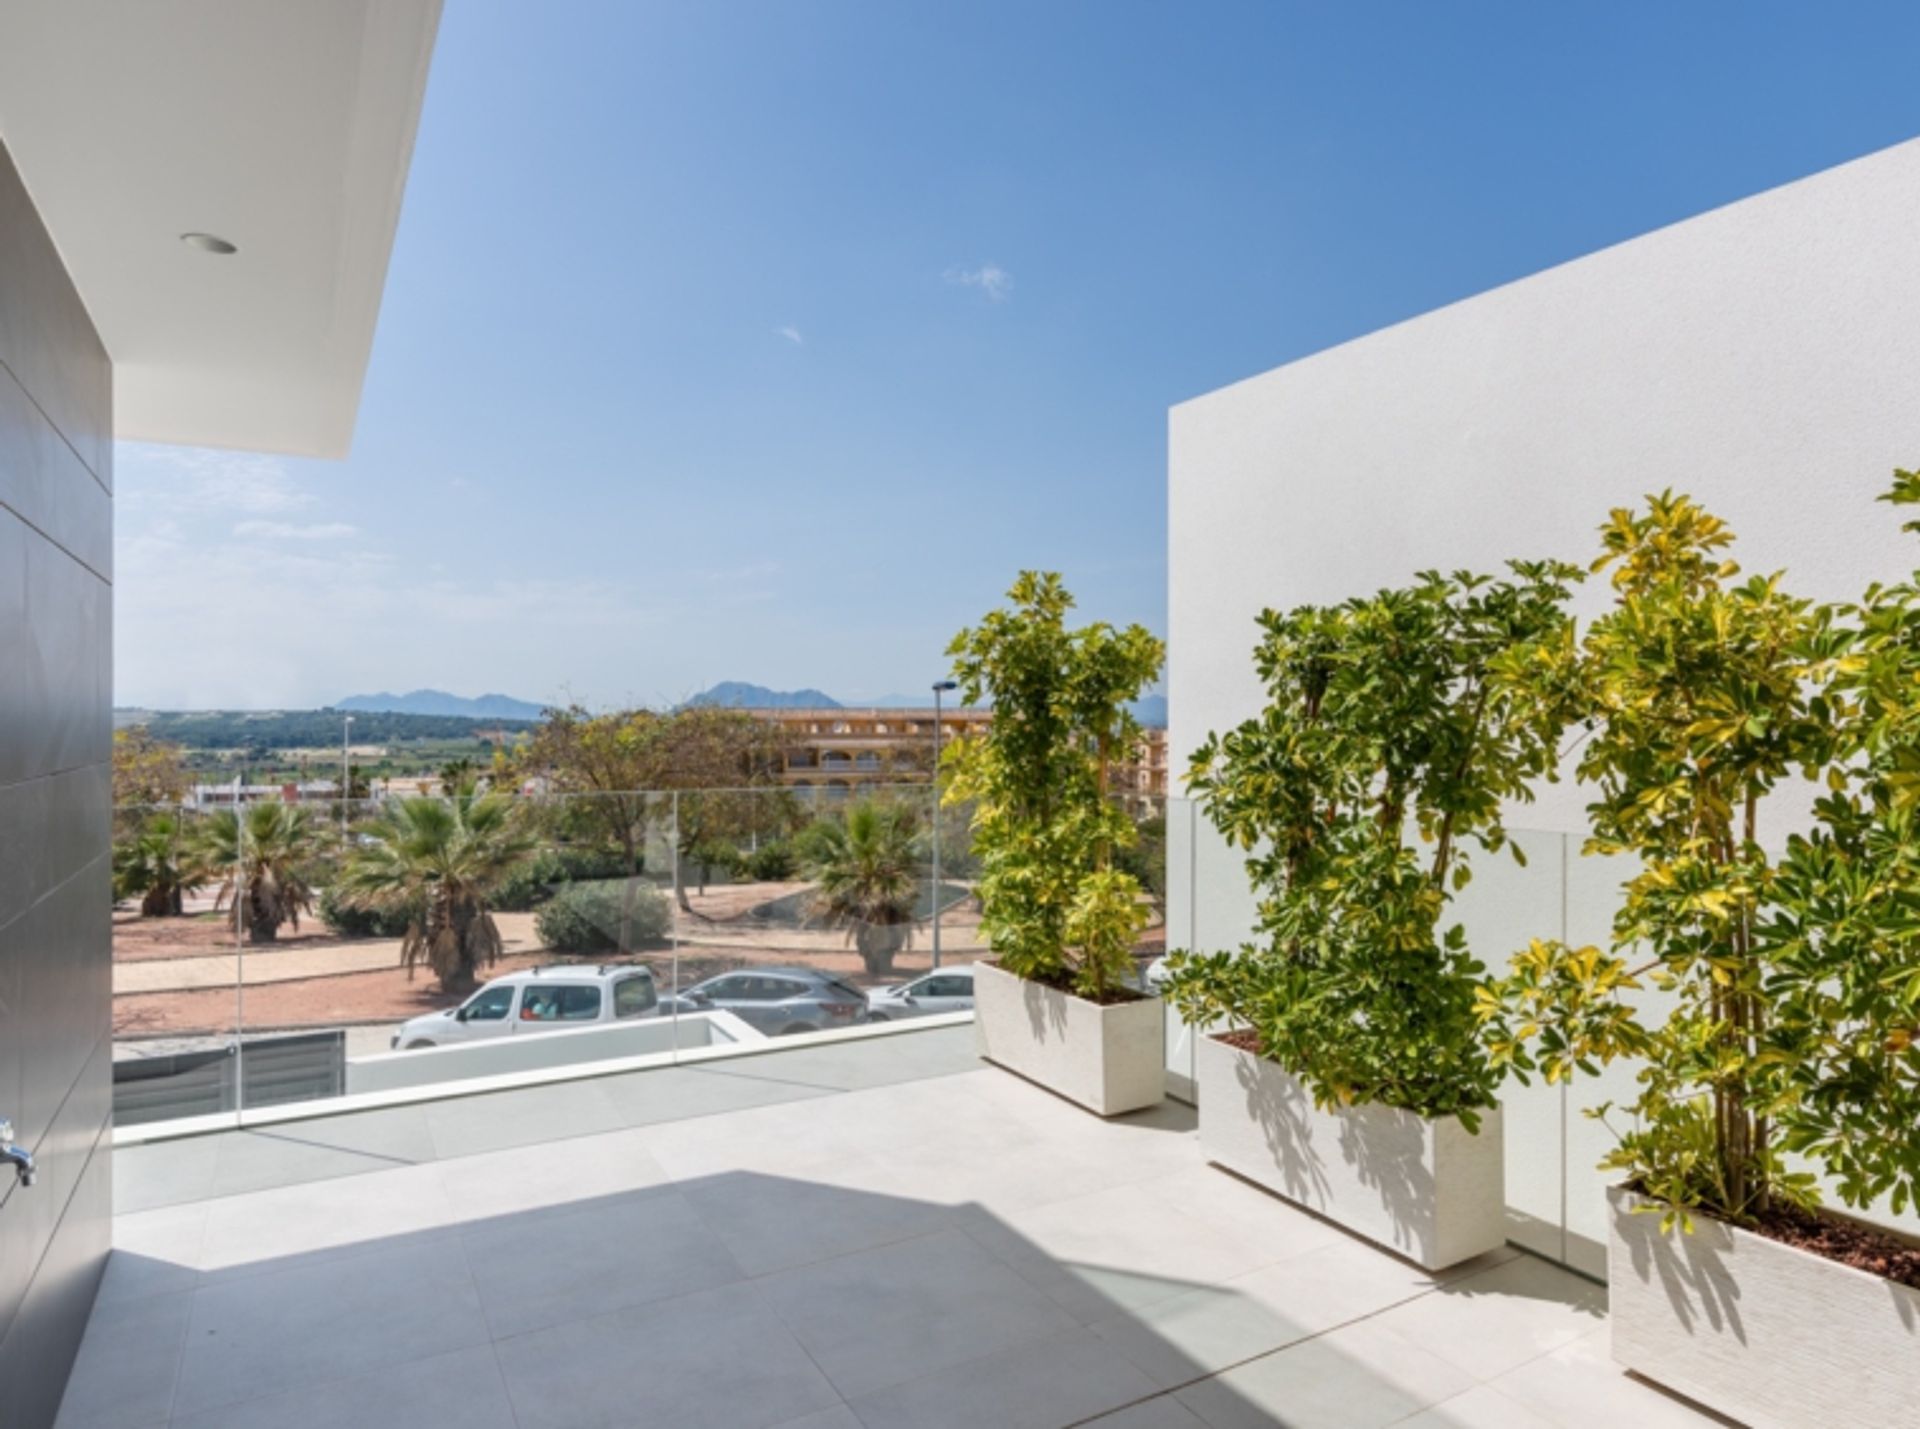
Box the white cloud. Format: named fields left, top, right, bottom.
left=775, top=325, right=804, bottom=345
left=120, top=444, right=315, bottom=515
left=233, top=520, right=358, bottom=541
left=945, top=263, right=1013, bottom=302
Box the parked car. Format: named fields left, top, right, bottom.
left=864, top=964, right=976, bottom=1021
left=391, top=964, right=659, bottom=1050
left=661, top=966, right=868, bottom=1037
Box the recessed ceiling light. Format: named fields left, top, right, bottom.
left=180, top=232, right=237, bottom=255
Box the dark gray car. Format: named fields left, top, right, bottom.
left=662, top=966, right=870, bottom=1037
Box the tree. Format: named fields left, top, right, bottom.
left=943, top=572, right=1165, bottom=1000
left=801, top=799, right=923, bottom=975
left=1165, top=561, right=1579, bottom=1122
left=524, top=704, right=792, bottom=923
left=113, top=727, right=191, bottom=807
left=112, top=813, right=210, bottom=916
left=335, top=792, right=538, bottom=992
left=201, top=802, right=320, bottom=943
left=1482, top=493, right=1845, bottom=1223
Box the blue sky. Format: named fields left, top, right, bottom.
left=115, top=2, right=1920, bottom=710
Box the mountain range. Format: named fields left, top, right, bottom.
left=683, top=681, right=840, bottom=709
left=336, top=690, right=548, bottom=721
left=331, top=682, right=1167, bottom=727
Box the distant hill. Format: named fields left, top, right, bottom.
left=685, top=682, right=841, bottom=710
left=337, top=689, right=547, bottom=721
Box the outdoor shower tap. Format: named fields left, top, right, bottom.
left=0, top=1119, right=34, bottom=1188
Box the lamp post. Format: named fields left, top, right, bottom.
left=930, top=680, right=958, bottom=969
left=340, top=715, right=354, bottom=835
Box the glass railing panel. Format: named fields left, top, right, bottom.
left=110, top=802, right=242, bottom=1127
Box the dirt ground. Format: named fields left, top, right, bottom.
left=108, top=879, right=1141, bottom=1040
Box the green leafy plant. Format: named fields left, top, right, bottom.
left=317, top=883, right=418, bottom=938
left=492, top=845, right=637, bottom=912
left=113, top=813, right=211, bottom=917
left=943, top=573, right=1164, bottom=1000
left=534, top=878, right=672, bottom=954
left=1164, top=562, right=1579, bottom=1124
left=335, top=792, right=539, bottom=991
left=1480, top=492, right=1851, bottom=1226
left=798, top=799, right=923, bottom=975
left=201, top=801, right=321, bottom=943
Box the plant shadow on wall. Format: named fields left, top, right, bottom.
left=1164, top=559, right=1581, bottom=1247
left=943, top=571, right=1166, bottom=1043
left=1473, top=482, right=1920, bottom=1367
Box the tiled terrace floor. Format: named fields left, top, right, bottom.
left=65, top=1028, right=1723, bottom=1428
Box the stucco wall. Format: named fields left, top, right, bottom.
left=1166, top=136, right=1920, bottom=1275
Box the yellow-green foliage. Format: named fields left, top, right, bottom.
left=943, top=573, right=1164, bottom=1000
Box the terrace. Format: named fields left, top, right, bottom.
left=65, top=1024, right=1714, bottom=1429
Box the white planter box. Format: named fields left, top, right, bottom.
left=972, top=959, right=1165, bottom=1116
left=1608, top=1186, right=1920, bottom=1428
left=1196, top=1033, right=1505, bottom=1271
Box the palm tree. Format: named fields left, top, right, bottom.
left=201, top=802, right=319, bottom=943
left=800, top=799, right=923, bottom=976
left=335, top=792, right=537, bottom=993
left=113, top=814, right=210, bottom=916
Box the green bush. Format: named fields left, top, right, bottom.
left=493, top=846, right=637, bottom=912
left=534, top=878, right=671, bottom=952
left=318, top=883, right=416, bottom=938
left=739, top=838, right=797, bottom=882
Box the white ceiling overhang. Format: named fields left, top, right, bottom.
left=0, top=1, right=442, bottom=458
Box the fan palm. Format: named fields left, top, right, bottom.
left=113, top=814, right=210, bottom=917
left=201, top=802, right=319, bottom=943
left=801, top=799, right=923, bottom=975
left=335, top=792, right=537, bottom=992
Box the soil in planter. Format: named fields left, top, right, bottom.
left=985, top=958, right=1151, bottom=1007
left=1743, top=1201, right=1920, bottom=1291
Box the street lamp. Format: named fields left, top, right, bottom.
left=930, top=680, right=958, bottom=969
left=340, top=715, right=355, bottom=835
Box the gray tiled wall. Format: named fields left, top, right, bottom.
left=0, top=136, right=114, bottom=1429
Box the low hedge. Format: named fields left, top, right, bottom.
left=534, top=878, right=671, bottom=952
left=493, top=846, right=639, bottom=912
left=317, top=884, right=417, bottom=939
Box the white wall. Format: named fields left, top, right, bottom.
left=1167, top=136, right=1920, bottom=1275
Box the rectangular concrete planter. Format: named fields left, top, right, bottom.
left=1608, top=1186, right=1920, bottom=1428
left=972, top=958, right=1165, bottom=1116
left=1196, top=1033, right=1505, bottom=1271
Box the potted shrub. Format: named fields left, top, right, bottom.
left=1164, top=561, right=1578, bottom=1270
left=944, top=572, right=1167, bottom=1115
left=1481, top=487, right=1920, bottom=1427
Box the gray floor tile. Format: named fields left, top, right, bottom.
left=167, top=1343, right=518, bottom=1429
left=1395, top=1384, right=1558, bottom=1428
left=1364, top=1252, right=1606, bottom=1382
left=495, top=1280, right=840, bottom=1429
left=198, top=1161, right=455, bottom=1275
left=52, top=1290, right=191, bottom=1429
left=173, top=1237, right=489, bottom=1418
left=1080, top=1396, right=1211, bottom=1428
left=845, top=1325, right=1163, bottom=1429
left=1174, top=1319, right=1477, bottom=1429
left=100, top=1203, right=208, bottom=1306
left=463, top=1184, right=743, bottom=1337
left=769, top=1408, right=864, bottom=1429
left=112, top=1133, right=221, bottom=1214
left=436, top=1124, right=672, bottom=1223
left=679, top=1161, right=957, bottom=1276
left=755, top=1228, right=1080, bottom=1401
left=210, top=1105, right=434, bottom=1196
left=424, top=1079, right=628, bottom=1159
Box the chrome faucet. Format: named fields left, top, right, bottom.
left=0, top=1119, right=34, bottom=1189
